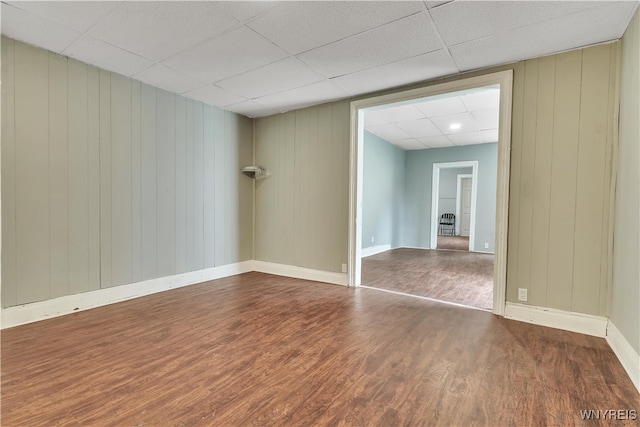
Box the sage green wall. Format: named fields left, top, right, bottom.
left=254, top=42, right=619, bottom=317
left=404, top=144, right=497, bottom=252
left=1, top=37, right=253, bottom=308
left=362, top=131, right=406, bottom=250
left=611, top=9, right=640, bottom=353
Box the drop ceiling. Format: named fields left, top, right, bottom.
left=1, top=1, right=638, bottom=119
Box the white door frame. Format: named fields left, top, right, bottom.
left=456, top=174, right=473, bottom=237
left=431, top=164, right=477, bottom=250
left=348, top=70, right=513, bottom=316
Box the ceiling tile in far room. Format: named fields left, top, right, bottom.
left=298, top=12, right=443, bottom=78
left=367, top=123, right=410, bottom=142
left=364, top=110, right=393, bottom=127
left=460, top=88, right=500, bottom=111
left=448, top=131, right=486, bottom=146
left=64, top=36, right=153, bottom=77
left=1, top=3, right=80, bottom=53
left=183, top=85, right=246, bottom=108
left=163, top=26, right=289, bottom=84
left=482, top=129, right=500, bottom=143
left=332, top=49, right=458, bottom=96
left=377, top=104, right=424, bottom=123
left=414, top=96, right=467, bottom=118
left=471, top=108, right=499, bottom=131
left=89, top=1, right=240, bottom=61
left=391, top=138, right=428, bottom=151
left=248, top=1, right=424, bottom=55
left=395, top=119, right=442, bottom=138
left=417, top=135, right=455, bottom=149
left=133, top=64, right=207, bottom=95
left=430, top=112, right=478, bottom=135
left=216, top=57, right=325, bottom=99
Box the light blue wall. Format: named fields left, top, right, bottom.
left=438, top=167, right=472, bottom=222
left=404, top=143, right=498, bottom=252
left=362, top=131, right=406, bottom=249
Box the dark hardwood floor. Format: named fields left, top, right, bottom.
left=362, top=248, right=494, bottom=310
left=2, top=272, right=638, bottom=426
left=436, top=235, right=470, bottom=251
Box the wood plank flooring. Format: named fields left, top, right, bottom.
left=362, top=248, right=493, bottom=310
left=436, top=235, right=469, bottom=251
left=2, top=272, right=638, bottom=426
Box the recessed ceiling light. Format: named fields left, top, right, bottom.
left=449, top=123, right=461, bottom=130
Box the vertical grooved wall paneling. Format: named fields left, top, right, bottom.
left=1, top=37, right=253, bottom=308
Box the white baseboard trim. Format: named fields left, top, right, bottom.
left=607, top=321, right=640, bottom=393
left=399, top=246, right=431, bottom=250
left=361, top=244, right=392, bottom=257
left=472, top=250, right=495, bottom=255
left=1, top=261, right=254, bottom=329
left=504, top=302, right=608, bottom=337
left=253, top=261, right=348, bottom=286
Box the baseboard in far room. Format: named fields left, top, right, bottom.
left=607, top=321, right=640, bottom=393
left=253, top=261, right=348, bottom=286
left=361, top=244, right=392, bottom=257
left=1, top=261, right=254, bottom=329
left=504, top=302, right=608, bottom=337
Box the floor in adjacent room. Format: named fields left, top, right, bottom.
left=2, top=272, right=638, bottom=426
left=437, top=235, right=470, bottom=251
left=361, top=247, right=494, bottom=310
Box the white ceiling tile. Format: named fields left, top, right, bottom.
left=298, top=12, right=444, bottom=78
left=448, top=131, right=486, bottom=146
left=430, top=113, right=478, bottom=135
left=417, top=135, right=455, bottom=148
left=367, top=124, right=410, bottom=142
left=6, top=1, right=122, bottom=33
left=471, top=108, right=500, bottom=131
left=414, top=96, right=467, bottom=117
left=253, top=81, right=349, bottom=112
left=377, top=105, right=424, bottom=123
left=133, top=64, right=207, bottom=95
left=450, top=2, right=637, bottom=72
left=216, top=58, right=325, bottom=99
left=392, top=139, right=427, bottom=151
left=395, top=119, right=442, bottom=138
left=332, top=49, right=458, bottom=96
left=89, top=2, right=240, bottom=61
left=218, top=1, right=281, bottom=22
left=461, top=89, right=500, bottom=111
left=224, top=100, right=281, bottom=119
left=364, top=110, right=392, bottom=127
left=430, top=1, right=606, bottom=46
left=64, top=36, right=153, bottom=77
left=163, top=27, right=289, bottom=84
left=424, top=1, right=453, bottom=10
left=482, top=129, right=500, bottom=143
left=248, top=1, right=425, bottom=55
left=183, top=85, right=246, bottom=108
left=1, top=3, right=80, bottom=53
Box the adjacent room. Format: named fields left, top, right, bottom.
left=359, top=86, right=499, bottom=310
left=1, top=1, right=639, bottom=425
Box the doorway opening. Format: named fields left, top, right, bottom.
left=348, top=71, right=513, bottom=315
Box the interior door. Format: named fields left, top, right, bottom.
left=461, top=178, right=472, bottom=236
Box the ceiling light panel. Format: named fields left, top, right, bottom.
left=430, top=1, right=604, bottom=46
left=1, top=3, right=80, bottom=53
left=183, top=85, right=246, bottom=108
left=430, top=113, right=478, bottom=135
left=414, top=96, right=467, bottom=117
left=298, top=12, right=443, bottom=78
left=89, top=2, right=240, bottom=61
left=216, top=57, right=325, bottom=99
left=471, top=108, right=499, bottom=131
left=162, top=27, right=289, bottom=84
left=248, top=1, right=424, bottom=55
left=6, top=1, right=122, bottom=33
left=64, top=36, right=154, bottom=78
left=133, top=64, right=207, bottom=95
left=332, top=49, right=458, bottom=96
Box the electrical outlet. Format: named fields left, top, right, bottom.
left=341, top=263, right=347, bottom=273
left=518, top=288, right=528, bottom=302
left=371, top=236, right=374, bottom=243
left=484, top=242, right=489, bottom=249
